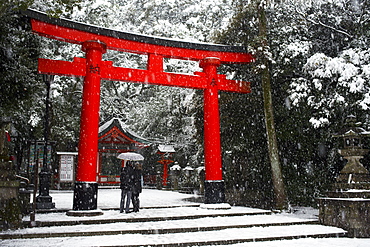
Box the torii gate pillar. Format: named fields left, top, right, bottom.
left=73, top=41, right=106, bottom=211
left=201, top=58, right=224, bottom=204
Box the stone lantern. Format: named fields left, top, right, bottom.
left=318, top=115, right=370, bottom=238
left=170, top=163, right=181, bottom=191
left=181, top=165, right=194, bottom=193
left=332, top=115, right=370, bottom=188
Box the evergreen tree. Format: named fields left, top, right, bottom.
left=216, top=0, right=288, bottom=209
left=0, top=1, right=39, bottom=113
left=256, top=1, right=288, bottom=210
left=0, top=0, right=83, bottom=172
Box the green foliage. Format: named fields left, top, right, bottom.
left=32, top=0, right=83, bottom=17
left=0, top=5, right=39, bottom=112
left=0, top=198, right=22, bottom=230
left=0, top=0, right=34, bottom=14
left=0, top=0, right=83, bottom=174
left=0, top=1, right=45, bottom=173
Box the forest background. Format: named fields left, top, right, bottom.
left=0, top=0, right=369, bottom=209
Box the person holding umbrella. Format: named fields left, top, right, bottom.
left=120, top=161, right=134, bottom=213
left=117, top=152, right=144, bottom=213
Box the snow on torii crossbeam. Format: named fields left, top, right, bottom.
left=24, top=9, right=254, bottom=210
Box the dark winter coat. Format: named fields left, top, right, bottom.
left=132, top=168, right=142, bottom=194
left=120, top=164, right=134, bottom=191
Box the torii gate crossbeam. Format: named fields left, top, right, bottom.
left=24, top=9, right=254, bottom=210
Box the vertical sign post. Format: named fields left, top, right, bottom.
left=58, top=152, right=77, bottom=183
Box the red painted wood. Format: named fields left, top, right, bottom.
left=75, top=41, right=106, bottom=183
left=158, top=159, right=174, bottom=187
left=38, top=58, right=251, bottom=93
left=163, top=163, right=168, bottom=187
left=38, top=57, right=85, bottom=77
left=201, top=58, right=223, bottom=181
left=31, top=19, right=254, bottom=64
left=147, top=54, right=163, bottom=71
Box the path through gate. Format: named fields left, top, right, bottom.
left=25, top=9, right=254, bottom=210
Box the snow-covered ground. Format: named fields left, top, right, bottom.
left=46, top=187, right=200, bottom=209
left=1, top=188, right=369, bottom=246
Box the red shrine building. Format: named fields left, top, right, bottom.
left=97, top=118, right=151, bottom=184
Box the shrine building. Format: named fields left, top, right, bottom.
left=97, top=118, right=151, bottom=184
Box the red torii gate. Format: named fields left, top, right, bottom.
left=25, top=9, right=254, bottom=210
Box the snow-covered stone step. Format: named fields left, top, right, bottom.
left=21, top=206, right=272, bottom=227
left=0, top=214, right=318, bottom=239
left=0, top=224, right=346, bottom=247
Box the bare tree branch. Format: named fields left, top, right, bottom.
left=295, top=9, right=353, bottom=38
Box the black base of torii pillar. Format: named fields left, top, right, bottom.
left=204, top=181, right=225, bottom=204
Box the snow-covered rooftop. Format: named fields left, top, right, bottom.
left=158, top=144, right=176, bottom=153
left=99, top=117, right=152, bottom=145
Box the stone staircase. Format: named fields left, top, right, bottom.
left=0, top=205, right=347, bottom=246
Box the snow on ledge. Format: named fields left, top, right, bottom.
left=199, top=203, right=231, bottom=210
left=66, top=209, right=104, bottom=217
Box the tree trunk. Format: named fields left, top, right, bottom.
left=257, top=2, right=288, bottom=210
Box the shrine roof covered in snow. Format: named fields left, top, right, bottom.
left=98, top=118, right=151, bottom=147
left=158, top=145, right=176, bottom=153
